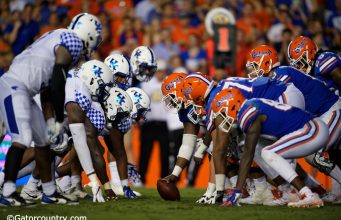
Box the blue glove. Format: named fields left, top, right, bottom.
left=222, top=189, right=241, bottom=207
left=123, top=186, right=137, bottom=199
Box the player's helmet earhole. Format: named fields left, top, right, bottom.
left=90, top=78, right=94, bottom=85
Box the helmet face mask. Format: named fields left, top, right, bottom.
left=215, top=107, right=235, bottom=133
left=289, top=50, right=311, bottom=74
left=246, top=61, right=265, bottom=78
left=187, top=103, right=205, bottom=124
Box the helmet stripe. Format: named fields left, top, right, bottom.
left=147, top=47, right=155, bottom=64
left=287, top=41, right=293, bottom=59
left=186, top=74, right=210, bottom=85
left=71, top=13, right=86, bottom=30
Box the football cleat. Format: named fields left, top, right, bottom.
left=321, top=192, right=339, bottom=203
left=0, top=192, right=36, bottom=207
left=240, top=185, right=273, bottom=205
left=69, top=185, right=92, bottom=199
left=264, top=189, right=299, bottom=206
left=20, top=185, right=42, bottom=200
left=123, top=186, right=137, bottom=199
left=196, top=191, right=217, bottom=204
left=288, top=193, right=323, bottom=208
left=41, top=192, right=79, bottom=205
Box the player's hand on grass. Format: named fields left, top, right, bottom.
left=89, top=181, right=105, bottom=203
left=196, top=191, right=217, bottom=204
left=47, top=118, right=64, bottom=144
left=222, top=189, right=241, bottom=207
left=162, top=174, right=178, bottom=183
left=105, top=188, right=118, bottom=201
left=123, top=186, right=137, bottom=199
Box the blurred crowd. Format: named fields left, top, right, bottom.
left=1, top=0, right=341, bottom=78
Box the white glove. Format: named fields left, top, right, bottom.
left=193, top=138, right=208, bottom=164
left=47, top=118, right=64, bottom=145
left=51, top=133, right=69, bottom=154
left=89, top=180, right=105, bottom=203
left=196, top=191, right=217, bottom=204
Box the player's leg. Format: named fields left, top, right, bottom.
left=262, top=119, right=328, bottom=207
left=0, top=85, right=35, bottom=206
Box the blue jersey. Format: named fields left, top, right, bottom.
left=205, top=77, right=287, bottom=131
left=237, top=98, right=312, bottom=139
left=313, top=51, right=341, bottom=93
left=272, top=66, right=338, bottom=116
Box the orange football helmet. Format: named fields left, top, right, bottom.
left=288, top=36, right=317, bottom=74
left=161, top=72, right=187, bottom=111
left=246, top=45, right=280, bottom=78
left=212, top=88, right=246, bottom=133
left=182, top=72, right=215, bottom=123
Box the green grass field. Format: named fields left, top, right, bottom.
left=1, top=188, right=341, bottom=220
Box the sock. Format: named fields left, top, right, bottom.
left=215, top=174, right=225, bottom=191
left=109, top=161, right=121, bottom=186
left=299, top=186, right=313, bottom=196
left=121, top=179, right=128, bottom=187
left=17, top=161, right=35, bottom=179
left=304, top=173, right=320, bottom=188
left=4, top=146, right=25, bottom=182
left=26, top=175, right=40, bottom=189
left=254, top=176, right=267, bottom=189
left=330, top=166, right=341, bottom=185
left=56, top=176, right=71, bottom=192
left=230, top=175, right=238, bottom=188
left=3, top=181, right=16, bottom=197
left=71, top=175, right=81, bottom=188
left=224, top=177, right=232, bottom=189
left=42, top=181, right=56, bottom=196
left=206, top=182, right=216, bottom=196
left=278, top=183, right=291, bottom=192
left=0, top=171, right=4, bottom=186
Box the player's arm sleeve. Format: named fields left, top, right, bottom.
left=51, top=45, right=73, bottom=122
left=318, top=55, right=341, bottom=76
left=330, top=67, right=341, bottom=87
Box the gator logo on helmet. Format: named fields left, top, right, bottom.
left=165, top=77, right=183, bottom=91
left=293, top=39, right=307, bottom=54
left=215, top=93, right=234, bottom=108
left=252, top=49, right=272, bottom=58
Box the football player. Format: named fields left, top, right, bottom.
left=247, top=45, right=341, bottom=188
left=212, top=89, right=327, bottom=208
left=0, top=13, right=102, bottom=206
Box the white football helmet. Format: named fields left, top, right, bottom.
left=68, top=13, right=102, bottom=57
left=126, top=87, right=151, bottom=122
left=104, top=87, right=133, bottom=128
left=77, top=60, right=113, bottom=102
left=104, top=53, right=132, bottom=90
left=130, top=46, right=158, bottom=82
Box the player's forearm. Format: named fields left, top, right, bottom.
left=51, top=64, right=68, bottom=122
left=69, top=123, right=96, bottom=176
left=40, top=88, right=54, bottom=120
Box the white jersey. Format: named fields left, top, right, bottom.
left=65, top=76, right=106, bottom=132
left=4, top=29, right=83, bottom=96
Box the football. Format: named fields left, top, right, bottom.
left=157, top=179, right=180, bottom=201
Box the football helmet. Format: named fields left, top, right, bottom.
left=104, top=53, right=132, bottom=90
left=126, top=87, right=151, bottom=122
left=103, top=87, right=133, bottom=128
left=288, top=36, right=317, bottom=74
left=212, top=88, right=246, bottom=133
left=68, top=13, right=102, bottom=58
left=182, top=72, right=215, bottom=123
left=130, top=46, right=157, bottom=82
left=161, top=72, right=187, bottom=111
left=246, top=45, right=280, bottom=78
left=77, top=60, right=114, bottom=102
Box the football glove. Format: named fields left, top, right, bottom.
left=222, top=189, right=241, bottom=207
